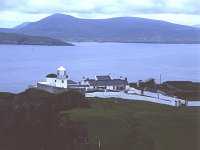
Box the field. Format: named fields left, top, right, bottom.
left=61, top=98, right=200, bottom=150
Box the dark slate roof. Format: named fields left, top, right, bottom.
left=68, top=84, right=89, bottom=88
left=88, top=79, right=128, bottom=86
left=145, top=78, right=154, bottom=82
left=86, top=79, right=95, bottom=82
left=46, top=74, right=57, bottom=78
left=144, top=87, right=158, bottom=93
left=67, top=80, right=78, bottom=85
left=96, top=75, right=112, bottom=80
left=140, top=78, right=154, bottom=83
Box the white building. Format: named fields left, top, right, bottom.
left=38, top=66, right=69, bottom=88
left=37, top=66, right=88, bottom=93
left=81, top=75, right=130, bottom=91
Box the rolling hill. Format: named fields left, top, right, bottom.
left=0, top=89, right=199, bottom=150
left=1, top=13, right=200, bottom=43
left=67, top=98, right=199, bottom=150
left=13, top=22, right=31, bottom=29
left=0, top=32, right=73, bottom=46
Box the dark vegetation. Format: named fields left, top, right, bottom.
left=130, top=80, right=200, bottom=101
left=0, top=89, right=88, bottom=150
left=0, top=32, right=74, bottom=46
left=162, top=81, right=200, bottom=100
left=1, top=13, right=200, bottom=43
left=0, top=88, right=199, bottom=150
left=68, top=98, right=200, bottom=150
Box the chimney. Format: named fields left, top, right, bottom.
left=125, top=77, right=127, bottom=81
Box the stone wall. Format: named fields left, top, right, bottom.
left=37, top=83, right=67, bottom=94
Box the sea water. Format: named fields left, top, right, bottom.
left=0, top=43, right=199, bottom=93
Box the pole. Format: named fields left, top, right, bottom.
left=99, top=140, right=101, bottom=148
left=160, top=74, right=162, bottom=85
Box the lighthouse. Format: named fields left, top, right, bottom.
left=37, top=66, right=88, bottom=94
left=55, top=66, right=68, bottom=88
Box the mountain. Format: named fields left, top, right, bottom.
left=0, top=28, right=14, bottom=33
left=13, top=22, right=31, bottom=29
left=0, top=32, right=74, bottom=46
left=3, top=13, right=200, bottom=43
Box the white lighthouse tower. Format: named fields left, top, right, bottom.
left=55, top=66, right=68, bottom=88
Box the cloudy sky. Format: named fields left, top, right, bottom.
left=0, top=0, right=200, bottom=28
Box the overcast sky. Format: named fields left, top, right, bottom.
left=0, top=0, right=200, bottom=28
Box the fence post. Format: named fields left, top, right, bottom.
left=99, top=140, right=101, bottom=148
left=185, top=100, right=188, bottom=107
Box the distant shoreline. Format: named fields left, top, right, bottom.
left=0, top=43, right=75, bottom=46
left=70, top=41, right=200, bottom=44
left=2, top=42, right=200, bottom=46
left=0, top=32, right=74, bottom=46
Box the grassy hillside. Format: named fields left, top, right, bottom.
left=62, top=98, right=200, bottom=150
left=162, top=81, right=200, bottom=101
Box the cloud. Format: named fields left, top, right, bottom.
left=0, top=11, right=49, bottom=27
left=0, top=0, right=200, bottom=27
left=134, top=13, right=200, bottom=25
left=0, top=0, right=200, bottom=15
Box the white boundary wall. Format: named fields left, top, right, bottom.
left=128, top=87, right=185, bottom=105
left=128, top=87, right=141, bottom=95
left=86, top=87, right=200, bottom=106
left=85, top=92, right=181, bottom=106
left=187, top=101, right=200, bottom=106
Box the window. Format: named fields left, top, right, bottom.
left=55, top=80, right=56, bottom=82
left=62, top=80, right=64, bottom=83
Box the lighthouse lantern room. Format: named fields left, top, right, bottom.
left=57, top=66, right=67, bottom=78
left=55, top=66, right=68, bottom=88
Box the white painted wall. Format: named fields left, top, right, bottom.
left=128, top=87, right=142, bottom=95
left=187, top=101, right=200, bottom=106
left=125, top=85, right=130, bottom=90
left=143, top=91, right=158, bottom=98
left=55, top=78, right=67, bottom=88
left=106, top=86, right=114, bottom=90
left=90, top=86, right=95, bottom=89
left=158, top=94, right=185, bottom=104
left=57, top=66, right=67, bottom=78
left=81, top=80, right=88, bottom=85
left=85, top=92, right=183, bottom=106
left=46, top=78, right=56, bottom=86
left=128, top=87, right=185, bottom=105
left=58, top=70, right=65, bottom=76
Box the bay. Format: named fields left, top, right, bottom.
left=0, top=43, right=199, bottom=93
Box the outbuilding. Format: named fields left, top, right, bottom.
left=81, top=75, right=130, bottom=91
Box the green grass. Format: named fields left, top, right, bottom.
left=61, top=98, right=200, bottom=150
